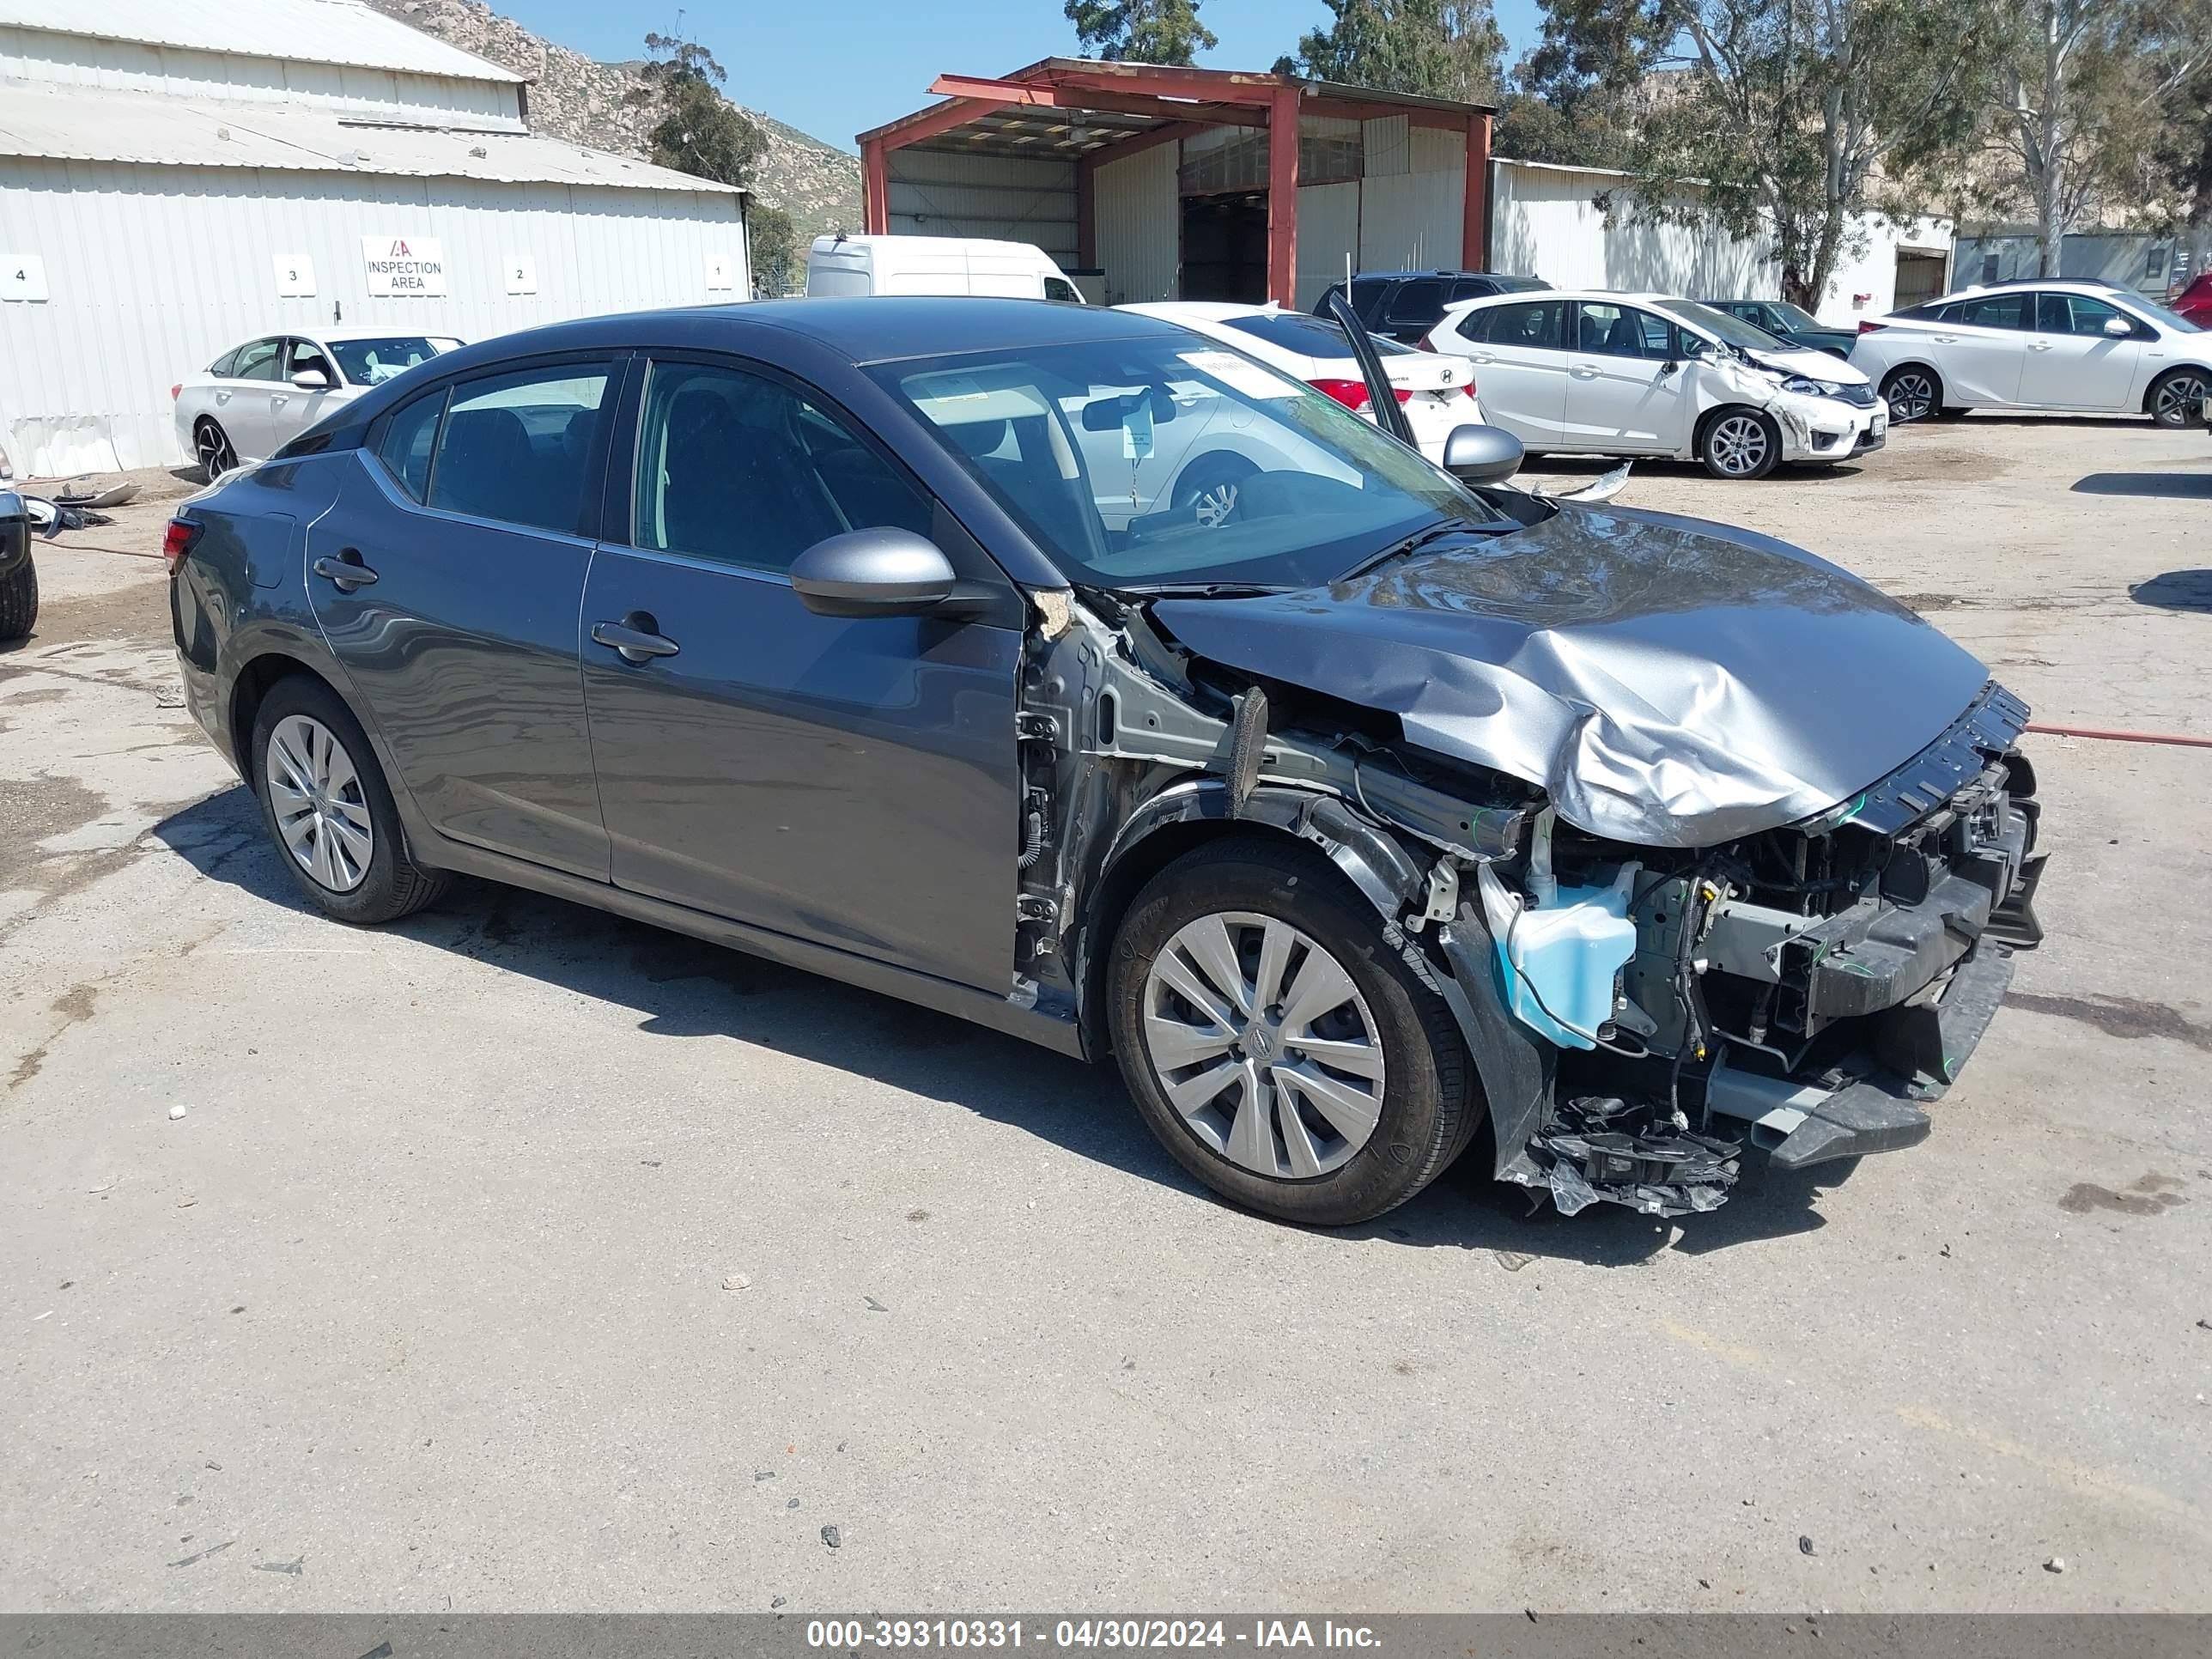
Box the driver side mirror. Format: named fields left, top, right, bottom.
left=790, top=528, right=973, bottom=620
left=291, top=368, right=331, bottom=391
left=2104, top=316, right=2134, bottom=338
left=1441, top=424, right=1524, bottom=484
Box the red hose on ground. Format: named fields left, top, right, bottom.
left=2026, top=722, right=2212, bottom=750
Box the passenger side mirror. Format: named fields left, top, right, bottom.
left=789, top=528, right=961, bottom=619
left=291, top=368, right=331, bottom=391
left=1441, top=424, right=1524, bottom=485
left=2103, top=316, right=2133, bottom=338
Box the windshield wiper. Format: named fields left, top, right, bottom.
left=1334, top=515, right=1499, bottom=584
left=1112, top=580, right=1294, bottom=599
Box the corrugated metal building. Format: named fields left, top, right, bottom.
left=0, top=0, right=749, bottom=476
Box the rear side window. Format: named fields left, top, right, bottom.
left=231, top=338, right=284, bottom=382
left=1382, top=279, right=1445, bottom=327
left=1956, top=294, right=2028, bottom=330
left=209, top=347, right=240, bottom=378
left=633, top=360, right=932, bottom=574
left=377, top=390, right=446, bottom=501
left=1471, top=299, right=1566, bottom=349
left=1347, top=277, right=1390, bottom=321
left=427, top=365, right=610, bottom=534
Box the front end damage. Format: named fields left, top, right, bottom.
left=1013, top=589, right=2045, bottom=1219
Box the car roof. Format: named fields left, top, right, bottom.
left=1959, top=276, right=2127, bottom=292
left=1117, top=301, right=1279, bottom=322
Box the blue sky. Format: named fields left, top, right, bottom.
left=496, top=0, right=1545, bottom=153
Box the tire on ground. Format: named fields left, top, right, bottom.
left=0, top=553, right=36, bottom=642
left=1106, top=834, right=1478, bottom=1226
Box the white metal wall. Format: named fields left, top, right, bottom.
left=0, top=159, right=747, bottom=474
left=885, top=150, right=1078, bottom=267
left=1295, top=180, right=1359, bottom=310
left=1358, top=126, right=1464, bottom=274
left=1091, top=140, right=1177, bottom=303
left=0, top=25, right=521, bottom=124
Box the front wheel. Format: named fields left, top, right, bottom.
left=0, top=553, right=36, bottom=642
left=1106, top=836, right=1476, bottom=1226
left=1698, top=409, right=1781, bottom=480
left=2148, top=368, right=2210, bottom=428
left=250, top=676, right=448, bottom=924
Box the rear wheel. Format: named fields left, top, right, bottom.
left=1698, top=409, right=1781, bottom=480
left=2148, top=367, right=2210, bottom=428
left=1880, top=365, right=1942, bottom=423
left=193, top=418, right=237, bottom=480
left=0, top=553, right=35, bottom=642
left=250, top=676, right=448, bottom=925
left=1107, top=836, right=1475, bottom=1226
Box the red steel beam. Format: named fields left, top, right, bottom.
left=1040, top=63, right=1280, bottom=106
left=926, top=74, right=1257, bottom=127
left=862, top=137, right=890, bottom=233
left=1267, top=83, right=1299, bottom=306
left=1462, top=111, right=1492, bottom=271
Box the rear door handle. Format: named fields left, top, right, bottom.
left=2028, top=340, right=2054, bottom=350
left=592, top=617, right=680, bottom=664
left=1467, top=352, right=1495, bottom=365
left=1930, top=334, right=1958, bottom=343
left=1570, top=363, right=1600, bottom=379
left=312, top=551, right=378, bottom=590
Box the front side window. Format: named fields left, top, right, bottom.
left=425, top=364, right=609, bottom=534
left=634, top=361, right=931, bottom=574
left=231, top=338, right=284, bottom=382
left=1042, top=276, right=1083, bottom=304
left=871, top=336, right=1510, bottom=592
left=2038, top=293, right=2128, bottom=336
left=1575, top=302, right=1674, bottom=360
left=289, top=341, right=337, bottom=382
left=377, top=390, right=446, bottom=502
left=329, top=336, right=450, bottom=386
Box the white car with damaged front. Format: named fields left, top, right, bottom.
left=1424, top=290, right=1887, bottom=479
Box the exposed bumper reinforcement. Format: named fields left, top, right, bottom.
left=1703, top=941, right=2016, bottom=1170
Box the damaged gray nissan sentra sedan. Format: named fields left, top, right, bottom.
left=167, top=297, right=2045, bottom=1225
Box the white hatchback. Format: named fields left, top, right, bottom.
left=1849, top=282, right=2212, bottom=427
left=1118, top=302, right=1482, bottom=465
left=174, top=330, right=462, bottom=476
left=1423, top=290, right=1886, bottom=479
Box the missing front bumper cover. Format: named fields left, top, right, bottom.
left=1506, top=1097, right=1742, bottom=1218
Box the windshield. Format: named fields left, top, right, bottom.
left=1653, top=299, right=1784, bottom=351
left=870, top=336, right=1508, bottom=591
left=2121, top=295, right=2205, bottom=334
left=1765, top=301, right=1824, bottom=331
left=326, top=337, right=452, bottom=386
left=1222, top=312, right=1414, bottom=357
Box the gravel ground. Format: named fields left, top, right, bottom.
left=3, top=421, right=2209, bottom=1613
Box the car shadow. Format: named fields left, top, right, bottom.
left=2129, top=569, right=2212, bottom=611
left=153, top=784, right=1838, bottom=1264
left=2071, top=471, right=2212, bottom=500
left=1517, top=454, right=1874, bottom=488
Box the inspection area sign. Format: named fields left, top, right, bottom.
left=362, top=235, right=447, bottom=296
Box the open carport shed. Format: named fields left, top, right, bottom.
left=856, top=59, right=1495, bottom=310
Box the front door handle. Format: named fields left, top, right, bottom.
left=312, top=550, right=378, bottom=591
left=1467, top=351, right=1495, bottom=365
left=2029, top=339, right=2054, bottom=350
left=592, top=615, right=680, bottom=664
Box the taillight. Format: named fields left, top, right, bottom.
left=169, top=383, right=182, bottom=400
left=161, top=518, right=201, bottom=574
left=1462, top=382, right=1480, bottom=399
left=1857, top=320, right=1887, bottom=334
left=1308, top=378, right=1371, bottom=410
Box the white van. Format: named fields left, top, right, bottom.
left=805, top=234, right=1086, bottom=303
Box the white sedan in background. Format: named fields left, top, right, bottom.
left=1422, top=289, right=1886, bottom=479
left=174, top=330, right=462, bottom=476
left=1117, top=302, right=1482, bottom=465
left=1849, top=281, right=2212, bottom=426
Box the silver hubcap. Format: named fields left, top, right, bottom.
left=1709, top=414, right=1770, bottom=476
left=265, top=714, right=374, bottom=892
left=1141, top=912, right=1386, bottom=1180
left=1887, top=373, right=1934, bottom=422
left=2155, top=374, right=2206, bottom=420
left=1190, top=478, right=1239, bottom=528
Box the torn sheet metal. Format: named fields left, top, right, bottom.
left=1507, top=1096, right=1741, bottom=1218
left=1152, top=506, right=1991, bottom=848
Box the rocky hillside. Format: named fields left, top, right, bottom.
left=367, top=0, right=860, bottom=247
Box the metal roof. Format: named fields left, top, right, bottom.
left=0, top=0, right=525, bottom=84
left=0, top=80, right=739, bottom=192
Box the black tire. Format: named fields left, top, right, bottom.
left=1106, top=836, right=1477, bottom=1226
left=193, top=418, right=237, bottom=480
left=1697, top=407, right=1782, bottom=480
left=248, top=674, right=448, bottom=925
left=2148, top=367, right=2211, bottom=428
left=1170, top=452, right=1258, bottom=528
left=0, top=553, right=35, bottom=643
left=1880, top=365, right=1942, bottom=423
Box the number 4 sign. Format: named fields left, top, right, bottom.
left=0, top=255, right=48, bottom=302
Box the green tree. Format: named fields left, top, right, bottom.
left=748, top=203, right=799, bottom=297
left=1538, top=1, right=1996, bottom=310
left=1281, top=0, right=1506, bottom=103
left=634, top=33, right=766, bottom=189
left=1065, top=0, right=1217, bottom=65
left=2141, top=3, right=2212, bottom=276
left=1492, top=0, right=1671, bottom=165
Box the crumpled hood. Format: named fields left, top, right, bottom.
left=1152, top=505, right=1991, bottom=848
left=1747, top=345, right=1871, bottom=386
